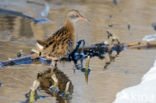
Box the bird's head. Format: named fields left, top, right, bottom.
left=66, top=9, right=88, bottom=23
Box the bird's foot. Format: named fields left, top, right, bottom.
left=49, top=73, right=59, bottom=95
left=60, top=81, right=72, bottom=99
left=25, top=90, right=39, bottom=103
left=49, top=85, right=59, bottom=95
left=60, top=92, right=72, bottom=99
left=24, top=80, right=40, bottom=103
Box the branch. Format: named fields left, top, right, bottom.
left=0, top=41, right=156, bottom=67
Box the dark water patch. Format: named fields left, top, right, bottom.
left=80, top=68, right=91, bottom=74
left=128, top=24, right=131, bottom=30
left=0, top=82, right=3, bottom=87
left=113, top=0, right=119, bottom=5
left=0, top=8, right=51, bottom=43
left=0, top=13, right=34, bottom=40
left=152, top=23, right=156, bottom=31
left=0, top=15, right=16, bottom=31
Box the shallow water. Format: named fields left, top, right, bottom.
left=0, top=0, right=156, bottom=103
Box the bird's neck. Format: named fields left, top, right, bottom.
left=64, top=18, right=76, bottom=46
left=65, top=19, right=75, bottom=33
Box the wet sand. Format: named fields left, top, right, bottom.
left=0, top=0, right=156, bottom=103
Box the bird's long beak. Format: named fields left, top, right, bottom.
left=79, top=16, right=88, bottom=22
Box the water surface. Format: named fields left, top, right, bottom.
left=0, top=0, right=156, bottom=103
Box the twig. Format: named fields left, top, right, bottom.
left=0, top=41, right=156, bottom=68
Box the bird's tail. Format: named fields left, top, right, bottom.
left=36, top=40, right=46, bottom=50
left=31, top=40, right=46, bottom=59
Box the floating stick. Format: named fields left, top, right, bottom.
left=85, top=56, right=90, bottom=83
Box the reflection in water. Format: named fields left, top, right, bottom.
left=0, top=14, right=34, bottom=42
left=0, top=8, right=51, bottom=43
left=24, top=67, right=73, bottom=103
left=56, top=95, right=71, bottom=103
left=0, top=13, right=46, bottom=45
left=0, top=8, right=51, bottom=24
left=0, top=15, right=16, bottom=31
left=22, top=90, right=49, bottom=103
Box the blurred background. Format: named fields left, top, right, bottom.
left=0, top=0, right=156, bottom=103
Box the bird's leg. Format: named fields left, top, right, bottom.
left=50, top=60, right=57, bottom=73
left=65, top=81, right=70, bottom=95
left=25, top=79, right=40, bottom=103
left=60, top=81, right=71, bottom=99
left=49, top=73, right=59, bottom=95
left=50, top=60, right=57, bottom=68
left=47, top=56, right=57, bottom=73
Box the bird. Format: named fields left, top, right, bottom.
left=36, top=9, right=88, bottom=71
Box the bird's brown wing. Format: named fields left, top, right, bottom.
left=39, top=26, right=74, bottom=59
